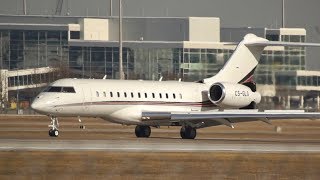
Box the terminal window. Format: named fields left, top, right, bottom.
left=266, top=34, right=279, bottom=41
left=70, top=31, right=80, bottom=39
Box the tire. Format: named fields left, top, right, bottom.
left=54, top=130, right=59, bottom=137
left=180, top=127, right=186, bottom=139
left=180, top=126, right=196, bottom=139
left=135, top=126, right=142, bottom=137
left=142, top=126, right=151, bottom=138
left=48, top=129, right=53, bottom=136
left=135, top=125, right=151, bottom=138
left=187, top=127, right=196, bottom=139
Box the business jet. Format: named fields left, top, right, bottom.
left=31, top=34, right=320, bottom=139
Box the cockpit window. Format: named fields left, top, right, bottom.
left=47, top=86, right=62, bottom=92
left=45, top=86, right=76, bottom=93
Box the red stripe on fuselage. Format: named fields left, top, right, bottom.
left=56, top=101, right=216, bottom=107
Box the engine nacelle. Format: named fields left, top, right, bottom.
left=208, top=82, right=261, bottom=108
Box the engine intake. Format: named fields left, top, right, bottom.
left=208, top=82, right=261, bottom=108
left=209, top=83, right=226, bottom=103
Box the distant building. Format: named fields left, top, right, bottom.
left=0, top=15, right=318, bottom=110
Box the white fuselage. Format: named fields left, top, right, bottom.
left=31, top=79, right=214, bottom=125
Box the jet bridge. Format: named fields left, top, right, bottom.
left=0, top=67, right=57, bottom=102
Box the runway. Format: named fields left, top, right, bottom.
left=1, top=115, right=320, bottom=152
left=1, top=138, right=320, bottom=152
left=1, top=115, right=320, bottom=179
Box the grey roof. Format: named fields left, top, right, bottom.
left=0, top=23, right=68, bottom=30
left=69, top=40, right=183, bottom=48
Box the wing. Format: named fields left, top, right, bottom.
left=141, top=110, right=320, bottom=129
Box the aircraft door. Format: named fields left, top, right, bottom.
left=81, top=85, right=92, bottom=112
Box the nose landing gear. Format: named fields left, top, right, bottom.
left=48, top=116, right=59, bottom=137
left=49, top=129, right=59, bottom=137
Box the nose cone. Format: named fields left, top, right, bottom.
left=31, top=99, right=41, bottom=113
left=31, top=97, right=46, bottom=114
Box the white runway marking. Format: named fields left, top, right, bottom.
left=1, top=139, right=320, bottom=152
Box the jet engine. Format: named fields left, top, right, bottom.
left=208, top=82, right=261, bottom=108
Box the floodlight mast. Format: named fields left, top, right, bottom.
left=282, top=0, right=285, bottom=28
left=110, top=0, right=112, bottom=17
left=23, top=0, right=27, bottom=15
left=119, top=0, right=125, bottom=79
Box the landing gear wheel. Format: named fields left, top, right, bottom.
left=48, top=129, right=54, bottom=136
left=54, top=129, right=59, bottom=137
left=48, top=129, right=59, bottom=137
left=180, top=126, right=197, bottom=139
left=135, top=125, right=151, bottom=138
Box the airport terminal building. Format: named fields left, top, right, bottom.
left=0, top=15, right=319, bottom=110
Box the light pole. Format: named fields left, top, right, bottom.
left=23, top=0, right=27, bottom=15
left=16, top=70, right=19, bottom=114
left=110, top=0, right=113, bottom=17
left=119, top=0, right=125, bottom=79
left=119, top=0, right=124, bottom=79
left=282, top=0, right=285, bottom=28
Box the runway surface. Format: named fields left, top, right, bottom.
left=1, top=139, right=320, bottom=152
left=1, top=115, right=320, bottom=152
left=1, top=115, right=320, bottom=179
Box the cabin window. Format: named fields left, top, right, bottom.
left=144, top=93, right=147, bottom=98
left=179, top=93, right=182, bottom=99
left=173, top=93, right=176, bottom=99
left=124, top=92, right=127, bottom=98
left=159, top=93, right=162, bottom=99
left=103, top=92, right=106, bottom=97
left=96, top=91, right=99, bottom=97
left=138, top=93, right=141, bottom=98
left=131, top=92, right=134, bottom=98
left=61, top=87, right=76, bottom=93
left=152, top=93, right=155, bottom=98
left=117, top=92, right=120, bottom=97
left=110, top=92, right=113, bottom=97
left=166, top=93, right=168, bottom=99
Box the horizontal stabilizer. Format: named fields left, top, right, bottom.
left=245, top=41, right=320, bottom=47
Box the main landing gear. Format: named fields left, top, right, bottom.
left=134, top=125, right=197, bottom=139
left=135, top=125, right=151, bottom=138
left=180, top=126, right=197, bottom=139
left=48, top=116, right=59, bottom=137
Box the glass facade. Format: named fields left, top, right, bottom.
left=0, top=30, right=68, bottom=70
left=130, top=48, right=181, bottom=80
left=70, top=47, right=170, bottom=79
left=182, top=48, right=232, bottom=81
left=255, top=34, right=306, bottom=85
left=0, top=29, right=307, bottom=85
